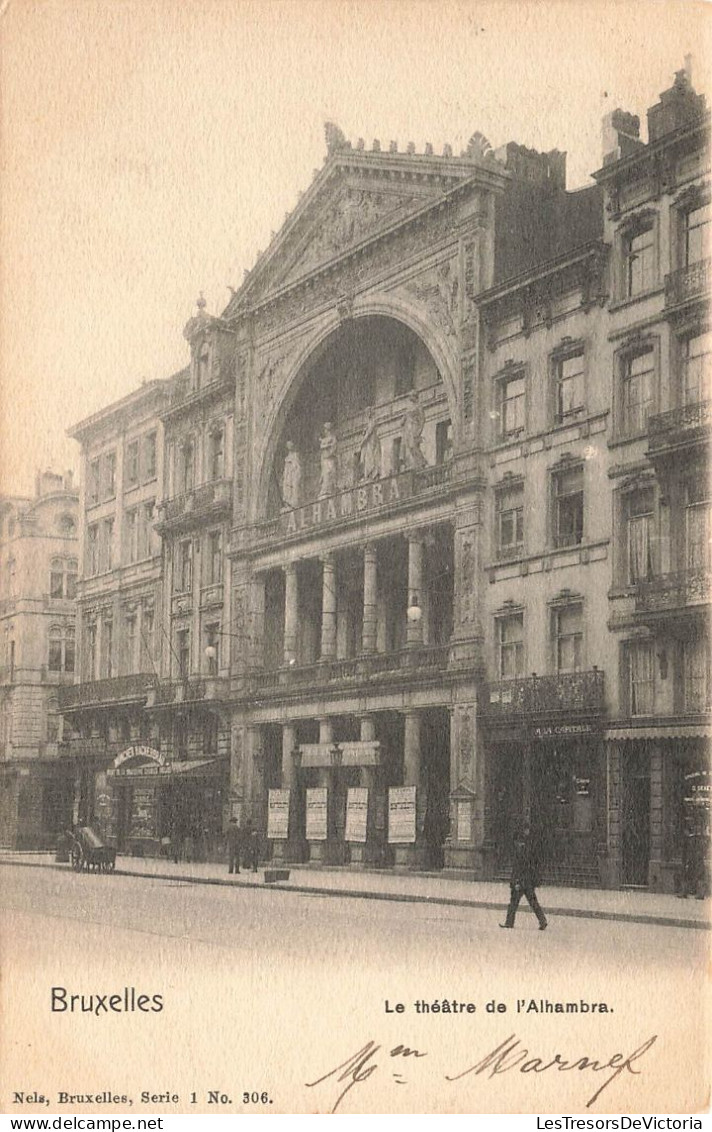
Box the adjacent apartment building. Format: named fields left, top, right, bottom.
left=57, top=66, right=710, bottom=891
left=0, top=471, right=79, bottom=848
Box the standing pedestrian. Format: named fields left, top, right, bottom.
left=500, top=828, right=548, bottom=930
left=226, top=817, right=241, bottom=874
left=242, top=818, right=259, bottom=873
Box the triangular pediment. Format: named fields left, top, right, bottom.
left=227, top=148, right=495, bottom=311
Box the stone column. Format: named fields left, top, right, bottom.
left=274, top=721, right=305, bottom=862
left=406, top=535, right=424, bottom=647
left=394, top=709, right=426, bottom=867
left=250, top=573, right=266, bottom=667
left=362, top=544, right=378, bottom=654
left=350, top=716, right=381, bottom=866
left=283, top=562, right=298, bottom=665
left=320, top=555, right=337, bottom=659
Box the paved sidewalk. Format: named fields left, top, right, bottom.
left=2, top=850, right=709, bottom=930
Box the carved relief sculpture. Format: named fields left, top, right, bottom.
left=358, top=407, right=382, bottom=481
left=400, top=391, right=427, bottom=470
left=318, top=422, right=338, bottom=498
left=281, top=441, right=302, bottom=509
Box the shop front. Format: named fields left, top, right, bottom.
left=97, top=744, right=228, bottom=860
left=486, top=723, right=605, bottom=887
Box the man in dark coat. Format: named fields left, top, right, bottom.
left=241, top=818, right=259, bottom=873
left=500, top=828, right=548, bottom=930
left=226, top=817, right=241, bottom=874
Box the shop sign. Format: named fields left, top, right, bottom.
left=532, top=724, right=594, bottom=738
left=345, top=788, right=369, bottom=842
left=113, top=745, right=164, bottom=770
left=305, top=788, right=328, bottom=841
left=108, top=763, right=174, bottom=778
left=684, top=770, right=711, bottom=808
left=299, top=744, right=336, bottom=768
left=388, top=786, right=417, bottom=844
left=281, top=474, right=411, bottom=537
left=267, top=789, right=290, bottom=840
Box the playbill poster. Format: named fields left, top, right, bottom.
left=0, top=0, right=710, bottom=1119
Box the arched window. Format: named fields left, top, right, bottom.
left=50, top=558, right=78, bottom=599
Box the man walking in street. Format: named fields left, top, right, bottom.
left=500, top=828, right=548, bottom=930
left=226, top=816, right=241, bottom=875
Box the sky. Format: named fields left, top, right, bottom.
left=1, top=0, right=710, bottom=496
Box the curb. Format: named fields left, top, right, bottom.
left=1, top=856, right=708, bottom=931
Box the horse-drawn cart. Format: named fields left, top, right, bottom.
left=67, top=826, right=116, bottom=873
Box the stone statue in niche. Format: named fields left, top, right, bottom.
left=400, top=391, right=427, bottom=469
left=318, top=422, right=338, bottom=498
left=358, top=406, right=382, bottom=481
left=281, top=440, right=302, bottom=509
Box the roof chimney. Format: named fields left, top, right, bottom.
left=601, top=108, right=642, bottom=165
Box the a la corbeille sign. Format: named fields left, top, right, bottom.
left=113, top=745, right=164, bottom=770
left=281, top=474, right=411, bottom=536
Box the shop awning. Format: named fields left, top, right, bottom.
left=605, top=725, right=712, bottom=741
left=108, top=757, right=225, bottom=779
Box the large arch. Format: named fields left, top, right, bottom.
left=253, top=295, right=460, bottom=521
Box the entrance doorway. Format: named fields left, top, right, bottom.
left=622, top=748, right=650, bottom=887
left=421, top=708, right=450, bottom=869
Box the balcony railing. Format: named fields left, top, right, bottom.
left=664, top=257, right=710, bottom=307
left=58, top=674, right=157, bottom=711
left=648, top=399, right=712, bottom=441
left=247, top=644, right=450, bottom=694
left=156, top=478, right=232, bottom=528
left=483, top=669, right=604, bottom=718
left=150, top=676, right=228, bottom=704
left=635, top=569, right=712, bottom=613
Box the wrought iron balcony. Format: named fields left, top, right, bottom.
left=634, top=569, right=712, bottom=614
left=58, top=674, right=157, bottom=711
left=664, top=257, right=710, bottom=308
left=648, top=399, right=711, bottom=451
left=483, top=669, right=604, bottom=718
left=149, top=676, right=228, bottom=705
left=155, top=478, right=232, bottom=532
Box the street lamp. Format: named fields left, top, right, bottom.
left=406, top=591, right=422, bottom=623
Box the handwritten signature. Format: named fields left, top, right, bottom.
left=306, top=1033, right=658, bottom=1113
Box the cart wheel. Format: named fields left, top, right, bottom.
left=71, top=845, right=83, bottom=872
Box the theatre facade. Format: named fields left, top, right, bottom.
left=58, top=71, right=711, bottom=890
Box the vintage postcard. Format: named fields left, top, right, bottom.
left=1, top=0, right=710, bottom=1118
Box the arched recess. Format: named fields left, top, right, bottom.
left=253, top=296, right=460, bottom=522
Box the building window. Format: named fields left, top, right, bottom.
left=683, top=638, right=710, bottom=712
left=684, top=203, right=710, bottom=267
left=50, top=559, right=65, bottom=598
left=125, top=508, right=138, bottom=563
left=179, top=440, right=195, bottom=494
left=624, top=225, right=655, bottom=297
left=100, top=517, right=114, bottom=572
left=553, top=466, right=584, bottom=548
left=495, top=483, right=524, bottom=559
left=102, top=452, right=116, bottom=500
left=197, top=341, right=210, bottom=390
left=85, top=620, right=98, bottom=681
left=143, top=432, right=157, bottom=481
left=177, top=628, right=191, bottom=678
left=626, top=488, right=658, bottom=583
left=554, top=352, right=585, bottom=424
left=554, top=605, right=583, bottom=673
left=101, top=618, right=114, bottom=679
left=204, top=715, right=219, bottom=754
left=87, top=525, right=99, bottom=576
left=125, top=440, right=139, bottom=487
left=50, top=558, right=77, bottom=599
left=629, top=640, right=655, bottom=716
left=497, top=612, right=524, bottom=679
left=621, top=349, right=655, bottom=436
left=48, top=626, right=74, bottom=673
left=496, top=371, right=525, bottom=440
left=208, top=427, right=224, bottom=481
left=685, top=478, right=711, bottom=571
left=125, top=613, right=137, bottom=675
left=205, top=623, right=220, bottom=675
left=435, top=419, right=453, bottom=465
left=206, top=530, right=222, bottom=586
left=88, top=459, right=100, bottom=505
left=681, top=330, right=711, bottom=406
left=141, top=607, right=155, bottom=671
left=174, top=716, right=188, bottom=759
left=177, top=540, right=192, bottom=593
